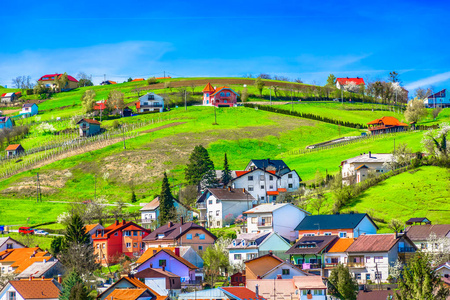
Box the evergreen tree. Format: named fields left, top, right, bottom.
left=326, top=74, right=337, bottom=87
left=68, top=282, right=91, bottom=300
left=59, top=270, right=89, bottom=300
left=221, top=153, right=232, bottom=186
left=50, top=236, right=64, bottom=256
left=64, top=214, right=90, bottom=247
left=130, top=191, right=137, bottom=203
left=185, top=145, right=215, bottom=186
left=158, top=172, right=176, bottom=225
left=328, top=264, right=358, bottom=300
left=395, top=253, right=449, bottom=300
left=203, top=169, right=219, bottom=188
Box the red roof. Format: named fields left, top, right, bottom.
left=336, top=77, right=365, bottom=85
left=267, top=191, right=279, bottom=196
left=5, top=144, right=22, bottom=151
left=38, top=73, right=78, bottom=82
left=221, top=287, right=266, bottom=300
left=132, top=78, right=145, bottom=82
left=367, top=116, right=408, bottom=127
left=277, top=188, right=287, bottom=192
left=235, top=171, right=250, bottom=177
left=211, top=86, right=234, bottom=96
left=92, top=220, right=149, bottom=240
left=203, top=82, right=215, bottom=93
left=81, top=118, right=101, bottom=125
left=155, top=76, right=171, bottom=79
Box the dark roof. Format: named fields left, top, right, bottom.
left=77, top=118, right=101, bottom=125
left=247, top=159, right=290, bottom=172
left=135, top=267, right=180, bottom=279
left=205, top=188, right=255, bottom=201
left=346, top=234, right=416, bottom=253
left=357, top=290, right=397, bottom=300
left=22, top=103, right=37, bottom=108
left=285, top=235, right=339, bottom=255
left=405, top=217, right=431, bottom=225
left=405, top=224, right=450, bottom=241
left=295, top=213, right=378, bottom=231
left=143, top=222, right=217, bottom=242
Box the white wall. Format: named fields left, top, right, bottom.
left=280, top=171, right=300, bottom=192
left=228, top=249, right=258, bottom=266
left=342, top=161, right=390, bottom=185
left=353, top=217, right=378, bottom=237
left=273, top=205, right=308, bottom=241
left=0, top=285, right=25, bottom=300
left=0, top=239, right=24, bottom=252
left=232, top=170, right=278, bottom=202
left=144, top=278, right=168, bottom=296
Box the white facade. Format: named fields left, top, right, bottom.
left=341, top=153, right=393, bottom=184
left=231, top=169, right=300, bottom=203
left=245, top=203, right=310, bottom=241
left=349, top=252, right=391, bottom=284
left=205, top=194, right=254, bottom=229
left=138, top=93, right=164, bottom=113
left=0, top=238, right=24, bottom=252
left=0, top=285, right=26, bottom=300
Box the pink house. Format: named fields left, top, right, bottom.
left=202, top=83, right=239, bottom=107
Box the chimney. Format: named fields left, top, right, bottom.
left=42, top=276, right=45, bottom=281
left=115, top=220, right=119, bottom=226
left=29, top=275, right=32, bottom=281
left=174, top=247, right=180, bottom=257
left=150, top=263, right=153, bottom=268
left=122, top=219, right=126, bottom=225
left=180, top=217, right=184, bottom=225
left=269, top=250, right=273, bottom=255
left=369, top=151, right=372, bottom=158
left=255, top=284, right=259, bottom=298
left=243, top=188, right=246, bottom=194
left=57, top=275, right=62, bottom=284
left=168, top=222, right=173, bottom=228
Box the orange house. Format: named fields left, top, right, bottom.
left=244, top=253, right=285, bottom=280
left=92, top=220, right=151, bottom=265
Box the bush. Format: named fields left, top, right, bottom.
left=112, top=120, right=120, bottom=129
left=147, top=77, right=157, bottom=85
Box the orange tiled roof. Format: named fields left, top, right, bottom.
left=109, top=81, right=117, bottom=84
left=124, top=277, right=168, bottom=300
left=0, top=247, right=43, bottom=263
left=84, top=223, right=101, bottom=233
left=367, top=116, right=408, bottom=127
left=13, top=252, right=52, bottom=274
left=5, top=144, right=22, bottom=151
left=328, top=238, right=356, bottom=253
left=9, top=279, right=61, bottom=299
left=136, top=246, right=176, bottom=265
left=131, top=78, right=145, bottom=82
left=211, top=86, right=231, bottom=96
left=235, top=171, right=250, bottom=177
left=203, top=82, right=215, bottom=93
left=108, top=288, right=147, bottom=300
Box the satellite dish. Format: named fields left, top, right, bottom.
left=243, top=84, right=247, bottom=87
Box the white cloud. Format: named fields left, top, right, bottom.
left=404, top=71, right=450, bottom=90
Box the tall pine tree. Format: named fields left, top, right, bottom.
left=221, top=153, right=232, bottom=186
left=185, top=145, right=214, bottom=186
left=158, top=172, right=175, bottom=225
left=59, top=270, right=91, bottom=300
left=64, top=214, right=90, bottom=247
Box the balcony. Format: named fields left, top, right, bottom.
left=398, top=247, right=415, bottom=253
left=257, top=222, right=272, bottom=227
left=141, top=218, right=155, bottom=224
left=197, top=203, right=207, bottom=210
left=140, top=104, right=163, bottom=108
left=324, top=262, right=340, bottom=268
left=296, top=263, right=323, bottom=270
left=347, top=262, right=365, bottom=268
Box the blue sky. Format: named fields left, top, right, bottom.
left=1, top=0, right=449, bottom=92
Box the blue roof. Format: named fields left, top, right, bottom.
left=295, top=213, right=378, bottom=231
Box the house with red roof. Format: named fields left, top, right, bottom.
left=38, top=73, right=78, bottom=91
left=5, top=144, right=24, bottom=157
left=178, top=287, right=266, bottom=300
left=0, top=278, right=62, bottom=300
left=335, top=77, right=365, bottom=90
left=202, top=83, right=239, bottom=107
left=367, top=116, right=408, bottom=135
left=76, top=118, right=101, bottom=137
left=1, top=92, right=21, bottom=103
left=92, top=219, right=151, bottom=265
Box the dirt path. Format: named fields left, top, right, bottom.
left=1, top=109, right=20, bottom=114
left=141, top=122, right=186, bottom=133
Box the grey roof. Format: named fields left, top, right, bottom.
left=207, top=188, right=255, bottom=201
left=295, top=213, right=378, bottom=231
left=405, top=224, right=450, bottom=241
left=22, top=103, right=37, bottom=108
left=247, top=159, right=290, bottom=174
left=143, top=222, right=217, bottom=242
left=18, top=260, right=60, bottom=278
left=286, top=235, right=339, bottom=255
left=343, top=153, right=393, bottom=165
left=227, top=232, right=270, bottom=249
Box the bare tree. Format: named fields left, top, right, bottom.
left=107, top=90, right=125, bottom=112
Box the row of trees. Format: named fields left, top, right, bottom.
left=0, top=126, right=30, bottom=150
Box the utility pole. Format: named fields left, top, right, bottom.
left=94, top=174, right=97, bottom=200
left=164, top=71, right=165, bottom=78
left=184, top=90, right=187, bottom=111
left=104, top=74, right=106, bottom=82
left=270, top=87, right=272, bottom=105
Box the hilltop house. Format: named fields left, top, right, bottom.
left=178, top=287, right=266, bottom=300
left=404, top=224, right=450, bottom=251
left=0, top=116, right=13, bottom=129
left=295, top=213, right=378, bottom=238
left=424, top=89, right=450, bottom=108
left=246, top=277, right=327, bottom=300
left=133, top=249, right=198, bottom=283
left=142, top=221, right=216, bottom=252
left=38, top=73, right=78, bottom=91
left=286, top=235, right=339, bottom=276
left=5, top=144, right=25, bottom=157
left=100, top=80, right=117, bottom=85
left=335, top=77, right=365, bottom=90
left=140, top=197, right=193, bottom=229
left=346, top=233, right=417, bottom=283
left=244, top=203, right=310, bottom=241
left=202, top=83, right=239, bottom=107
left=0, top=278, right=62, bottom=300
left=0, top=238, right=24, bottom=252
left=92, top=219, right=151, bottom=265
left=1, top=92, right=21, bottom=103
left=227, top=232, right=292, bottom=266
left=367, top=116, right=408, bottom=135
left=76, top=118, right=101, bottom=137
left=196, top=188, right=255, bottom=228
left=137, top=93, right=164, bottom=113
left=97, top=275, right=167, bottom=300
left=20, top=103, right=38, bottom=117
left=341, top=152, right=394, bottom=184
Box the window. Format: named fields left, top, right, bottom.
left=226, top=92, right=230, bottom=97
left=260, top=196, right=265, bottom=200
left=133, top=231, right=138, bottom=236
left=355, top=273, right=361, bottom=280
left=260, top=217, right=272, bottom=226
left=103, top=243, right=106, bottom=248
left=248, top=253, right=257, bottom=259
left=313, top=290, right=323, bottom=295
left=324, top=232, right=332, bottom=236
left=186, top=234, right=193, bottom=240
left=216, top=199, right=221, bottom=204
left=282, top=269, right=290, bottom=275
left=159, top=259, right=166, bottom=267
left=366, top=274, right=371, bottom=280
left=198, top=246, right=203, bottom=251
left=374, top=256, right=383, bottom=263
left=126, top=243, right=131, bottom=248
left=96, top=244, right=100, bottom=249
left=149, top=95, right=154, bottom=100
left=421, top=243, right=426, bottom=250
left=8, top=291, right=16, bottom=300
left=133, top=243, right=137, bottom=248
left=206, top=93, right=209, bottom=97
left=339, top=232, right=347, bottom=238
left=124, top=231, right=131, bottom=236
left=251, top=217, right=257, bottom=224
left=216, top=210, right=220, bottom=216
left=141, top=242, right=145, bottom=249
left=375, top=272, right=382, bottom=279
left=260, top=175, right=265, bottom=181
left=217, top=221, right=220, bottom=226
left=220, top=92, right=224, bottom=96
left=248, top=185, right=254, bottom=191
left=158, top=234, right=165, bottom=239
left=366, top=256, right=371, bottom=262
left=269, top=176, right=273, bottom=181
left=288, top=184, right=293, bottom=188
left=199, top=234, right=205, bottom=240
left=6, top=244, right=12, bottom=249
left=114, top=232, right=118, bottom=236
left=248, top=176, right=254, bottom=181
left=304, top=233, right=315, bottom=236
left=269, top=185, right=274, bottom=189
left=234, top=254, right=242, bottom=260
left=288, top=174, right=293, bottom=178
left=209, top=199, right=213, bottom=205
left=260, top=185, right=264, bottom=189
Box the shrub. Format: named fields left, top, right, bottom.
left=147, top=77, right=157, bottom=85
left=112, top=120, right=120, bottom=129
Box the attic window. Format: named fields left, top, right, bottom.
left=297, top=243, right=317, bottom=248
left=158, top=234, right=165, bottom=239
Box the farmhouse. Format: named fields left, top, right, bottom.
left=1, top=92, right=21, bottom=103
left=202, top=83, right=239, bottom=107
left=335, top=77, right=365, bottom=90
left=196, top=187, right=255, bottom=228
left=100, top=80, right=117, bottom=85
left=424, top=89, right=450, bottom=108
left=76, top=118, right=101, bottom=137
left=0, top=116, right=13, bottom=129
left=5, top=144, right=25, bottom=157
left=38, top=73, right=78, bottom=91
left=341, top=152, right=393, bottom=184
left=367, top=116, right=408, bottom=135
left=243, top=203, right=310, bottom=241
left=295, top=213, right=378, bottom=238
left=140, top=197, right=193, bottom=229
left=137, top=92, right=164, bottom=113
left=20, top=103, right=38, bottom=117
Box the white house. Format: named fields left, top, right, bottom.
left=341, top=152, right=393, bottom=184
left=20, top=103, right=38, bottom=117
left=227, top=232, right=291, bottom=266
left=137, top=92, right=164, bottom=113
left=243, top=203, right=310, bottom=241
left=196, top=188, right=255, bottom=228
left=346, top=233, right=417, bottom=284
left=0, top=237, right=24, bottom=252
left=140, top=197, right=193, bottom=229
left=230, top=168, right=301, bottom=203
left=0, top=279, right=61, bottom=300
left=245, top=159, right=292, bottom=175
left=405, top=224, right=450, bottom=251
left=323, top=238, right=355, bottom=277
